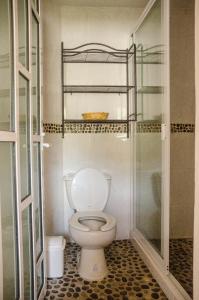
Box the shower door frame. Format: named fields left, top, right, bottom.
left=0, top=0, right=46, bottom=299
left=131, top=1, right=193, bottom=299
left=131, top=0, right=171, bottom=293
left=15, top=0, right=46, bottom=298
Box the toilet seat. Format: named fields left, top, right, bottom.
left=71, top=168, right=109, bottom=211
left=69, top=211, right=116, bottom=232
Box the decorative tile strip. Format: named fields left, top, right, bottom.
left=136, top=122, right=195, bottom=133
left=43, top=123, right=62, bottom=133
left=43, top=122, right=195, bottom=134
left=43, top=122, right=127, bottom=134
left=136, top=122, right=161, bottom=133
left=171, top=123, right=195, bottom=133
left=65, top=123, right=127, bottom=133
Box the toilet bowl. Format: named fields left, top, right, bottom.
left=64, top=168, right=116, bottom=281
left=70, top=211, right=116, bottom=280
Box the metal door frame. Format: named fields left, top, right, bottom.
left=131, top=1, right=192, bottom=299
left=0, top=0, right=45, bottom=299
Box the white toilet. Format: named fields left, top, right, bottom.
left=64, top=168, right=116, bottom=281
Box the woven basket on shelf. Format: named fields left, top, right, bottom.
left=82, top=112, right=109, bottom=120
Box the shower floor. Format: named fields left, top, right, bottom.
left=170, top=239, right=193, bottom=297
left=149, top=238, right=193, bottom=297
left=45, top=240, right=167, bottom=300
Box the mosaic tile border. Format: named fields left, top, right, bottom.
left=43, top=122, right=195, bottom=134
left=171, top=123, right=195, bottom=133
left=43, top=123, right=127, bottom=134
left=136, top=122, right=161, bottom=133
left=135, top=123, right=195, bottom=133
left=43, top=123, right=62, bottom=134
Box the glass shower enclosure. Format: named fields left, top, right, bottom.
left=132, top=0, right=195, bottom=299
left=133, top=0, right=167, bottom=258
left=0, top=0, right=45, bottom=299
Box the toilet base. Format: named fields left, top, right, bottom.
left=78, top=248, right=108, bottom=281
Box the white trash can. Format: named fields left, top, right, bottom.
left=46, top=236, right=66, bottom=278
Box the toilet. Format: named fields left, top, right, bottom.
left=64, top=168, right=116, bottom=281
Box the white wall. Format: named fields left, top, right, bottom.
left=42, top=1, right=144, bottom=239
left=61, top=6, right=142, bottom=48
left=63, top=134, right=130, bottom=239
left=42, top=0, right=64, bottom=235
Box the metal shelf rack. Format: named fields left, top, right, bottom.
left=136, top=44, right=164, bottom=65
left=64, top=119, right=128, bottom=124
left=138, top=86, right=163, bottom=94
left=62, top=42, right=134, bottom=64
left=61, top=42, right=136, bottom=138
left=63, top=85, right=135, bottom=94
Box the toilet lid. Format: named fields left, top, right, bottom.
left=71, top=168, right=108, bottom=211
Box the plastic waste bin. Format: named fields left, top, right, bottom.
left=46, top=236, right=66, bottom=278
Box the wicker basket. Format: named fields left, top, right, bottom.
left=82, top=112, right=109, bottom=120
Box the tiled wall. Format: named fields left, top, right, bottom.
left=42, top=1, right=144, bottom=239
left=63, top=134, right=131, bottom=240
left=42, top=0, right=195, bottom=241
left=43, top=122, right=195, bottom=134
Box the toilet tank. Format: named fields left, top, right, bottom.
left=63, top=170, right=111, bottom=210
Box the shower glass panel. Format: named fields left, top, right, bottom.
left=19, top=74, right=31, bottom=200
left=135, top=0, right=164, bottom=255
left=33, top=142, right=43, bottom=258
left=18, top=0, right=28, bottom=68
left=0, top=0, right=14, bottom=131
left=0, top=142, right=19, bottom=299
left=22, top=206, right=33, bottom=300
left=0, top=0, right=44, bottom=298
left=32, top=14, right=40, bottom=135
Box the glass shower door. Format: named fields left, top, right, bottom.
left=134, top=0, right=166, bottom=256
left=0, top=1, right=19, bottom=299
left=0, top=0, right=45, bottom=299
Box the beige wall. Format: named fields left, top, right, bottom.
left=170, top=0, right=195, bottom=124
left=194, top=0, right=199, bottom=298
left=170, top=0, right=195, bottom=239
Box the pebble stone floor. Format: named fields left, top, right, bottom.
left=45, top=240, right=168, bottom=300
left=170, top=239, right=193, bottom=298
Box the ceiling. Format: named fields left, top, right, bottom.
left=55, top=0, right=149, bottom=8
